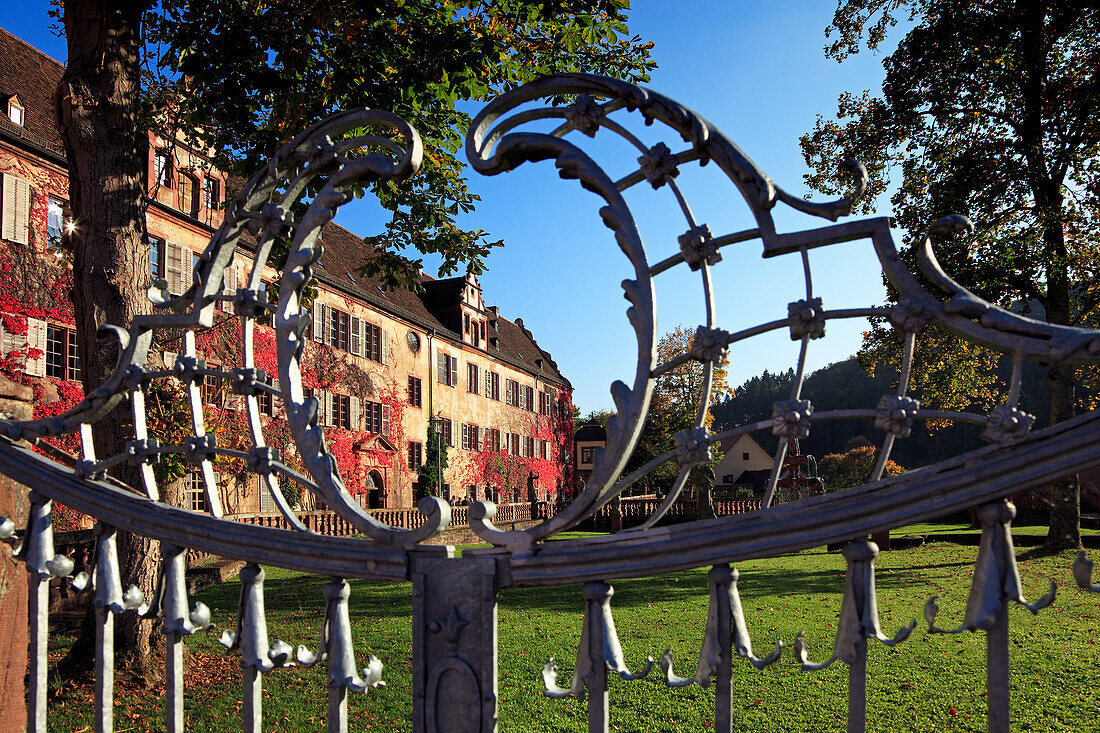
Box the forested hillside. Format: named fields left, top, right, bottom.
left=713, top=357, right=1051, bottom=470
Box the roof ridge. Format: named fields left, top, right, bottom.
left=0, top=27, right=65, bottom=69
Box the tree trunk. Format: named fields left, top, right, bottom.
left=1046, top=361, right=1081, bottom=549
left=58, top=0, right=163, bottom=682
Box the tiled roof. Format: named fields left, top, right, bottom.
left=0, top=28, right=65, bottom=156
left=0, top=29, right=570, bottom=390
left=311, top=221, right=570, bottom=388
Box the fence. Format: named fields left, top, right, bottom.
left=3, top=72, right=1100, bottom=733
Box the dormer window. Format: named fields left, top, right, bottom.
left=7, top=97, right=24, bottom=126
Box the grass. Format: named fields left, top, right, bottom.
left=892, top=522, right=1100, bottom=537
left=45, top=542, right=1100, bottom=731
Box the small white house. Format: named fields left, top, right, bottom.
left=712, top=433, right=774, bottom=493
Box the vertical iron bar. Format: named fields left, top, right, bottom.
left=243, top=667, right=262, bottom=733
left=583, top=582, right=611, bottom=733
left=166, top=630, right=183, bottom=732
left=328, top=685, right=348, bottom=733
left=95, top=602, right=114, bottom=733
left=986, top=604, right=1010, bottom=733
left=847, top=638, right=867, bottom=733
left=710, top=566, right=734, bottom=733
left=26, top=494, right=53, bottom=733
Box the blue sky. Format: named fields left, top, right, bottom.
left=1, top=1, right=903, bottom=414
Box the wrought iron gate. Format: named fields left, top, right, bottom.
left=3, top=74, right=1100, bottom=733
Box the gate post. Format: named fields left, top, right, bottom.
left=410, top=553, right=499, bottom=733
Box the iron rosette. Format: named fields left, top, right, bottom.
left=456, top=73, right=1100, bottom=576
left=0, top=107, right=448, bottom=564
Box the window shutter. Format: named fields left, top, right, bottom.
left=382, top=403, right=391, bottom=436
left=2, top=315, right=30, bottom=373
left=181, top=244, right=195, bottom=292
left=321, top=304, right=331, bottom=346
left=165, top=241, right=184, bottom=295
left=380, top=327, right=390, bottom=366
left=272, top=378, right=284, bottom=419
left=485, top=370, right=491, bottom=397
left=461, top=423, right=468, bottom=449
left=222, top=263, right=237, bottom=313
left=437, top=351, right=446, bottom=383
left=328, top=391, right=337, bottom=427
left=315, top=389, right=327, bottom=425
left=350, top=316, right=361, bottom=356
left=163, top=351, right=177, bottom=370
left=2, top=174, right=30, bottom=245
left=1, top=174, right=15, bottom=242
left=24, top=317, right=46, bottom=377
left=449, top=356, right=457, bottom=387
left=312, top=304, right=324, bottom=342
left=349, top=395, right=360, bottom=431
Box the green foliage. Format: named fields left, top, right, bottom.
left=712, top=358, right=1048, bottom=469
left=417, top=423, right=450, bottom=496
left=802, top=1, right=1100, bottom=544
left=801, top=0, right=1100, bottom=402
left=143, top=0, right=656, bottom=288
left=623, top=326, right=732, bottom=494
left=574, top=407, right=613, bottom=431
left=817, top=445, right=905, bottom=492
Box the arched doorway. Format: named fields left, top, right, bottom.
left=367, top=470, right=385, bottom=508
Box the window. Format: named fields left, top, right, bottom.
left=148, top=237, right=164, bottom=281
left=187, top=471, right=208, bottom=512
left=464, top=313, right=471, bottom=333
left=467, top=363, right=479, bottom=393
left=203, top=177, right=220, bottom=209
left=7, top=99, right=23, bottom=126
left=365, top=321, right=383, bottom=362
left=539, top=390, right=554, bottom=416
left=258, top=373, right=278, bottom=417
left=46, top=198, right=64, bottom=253
left=46, top=325, right=80, bottom=381
left=540, top=439, right=551, bottom=461
left=202, top=371, right=223, bottom=406
left=525, top=436, right=535, bottom=458
left=581, top=447, right=594, bottom=464
left=312, top=304, right=387, bottom=363
left=408, top=441, right=423, bottom=471
left=66, top=329, right=80, bottom=382
left=723, top=474, right=735, bottom=484
left=524, top=385, right=535, bottom=412
left=178, top=173, right=198, bottom=216
left=505, top=379, right=519, bottom=407
left=1, top=173, right=31, bottom=245
left=509, top=432, right=520, bottom=456
left=485, top=371, right=501, bottom=401
left=408, top=376, right=422, bottom=408
left=462, top=424, right=481, bottom=451
left=742, top=452, right=750, bottom=461
left=364, top=400, right=391, bottom=435
left=485, top=428, right=501, bottom=452
left=332, top=393, right=354, bottom=429
left=437, top=351, right=458, bottom=387
left=330, top=308, right=350, bottom=351
left=153, top=151, right=172, bottom=187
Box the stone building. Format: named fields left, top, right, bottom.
left=0, top=28, right=573, bottom=519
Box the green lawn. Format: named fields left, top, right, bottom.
left=46, top=542, right=1100, bottom=731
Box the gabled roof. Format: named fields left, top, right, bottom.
left=0, top=28, right=65, bottom=157
left=0, top=29, right=570, bottom=391
left=308, top=220, right=570, bottom=388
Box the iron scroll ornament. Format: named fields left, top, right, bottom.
left=0, top=74, right=1096, bottom=571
